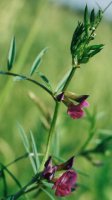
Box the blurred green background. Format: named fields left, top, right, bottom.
left=0, top=0, right=112, bottom=199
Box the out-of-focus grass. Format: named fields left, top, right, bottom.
left=0, top=0, right=112, bottom=199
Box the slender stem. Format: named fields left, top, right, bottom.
left=24, top=185, right=39, bottom=194
left=11, top=180, right=33, bottom=199
left=103, top=1, right=112, bottom=12
left=2, top=171, right=8, bottom=197
left=1, top=163, right=22, bottom=189
left=1, top=153, right=43, bottom=173
left=79, top=148, right=95, bottom=156
left=62, top=66, right=77, bottom=92
left=40, top=66, right=78, bottom=170
left=6, top=153, right=28, bottom=168
left=32, top=187, right=42, bottom=199
left=0, top=71, right=54, bottom=98
left=78, top=118, right=96, bottom=154
left=40, top=101, right=60, bottom=171
left=10, top=173, right=41, bottom=200
left=80, top=128, right=96, bottom=153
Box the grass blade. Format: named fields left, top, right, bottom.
left=30, top=131, right=40, bottom=172
left=7, top=36, right=16, bottom=71
left=28, top=154, right=37, bottom=174
left=17, top=123, right=37, bottom=174
left=17, top=123, right=30, bottom=153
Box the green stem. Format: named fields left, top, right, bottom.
left=11, top=181, right=33, bottom=200
left=10, top=173, right=41, bottom=200
left=62, top=66, right=77, bottom=92
left=40, top=101, right=60, bottom=171
left=79, top=121, right=96, bottom=154
left=40, top=66, right=78, bottom=170
left=1, top=164, right=22, bottom=190
left=6, top=153, right=28, bottom=168
left=2, top=171, right=8, bottom=197
left=0, top=71, right=54, bottom=98
left=79, top=148, right=95, bottom=156
left=24, top=185, right=40, bottom=195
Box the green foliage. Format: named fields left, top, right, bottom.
left=55, top=68, right=72, bottom=93
left=84, top=5, right=89, bottom=36
left=17, top=123, right=40, bottom=174
left=0, top=164, right=22, bottom=191
left=30, top=131, right=40, bottom=171
left=90, top=9, right=95, bottom=27
left=37, top=71, right=53, bottom=92
left=13, top=76, right=27, bottom=81
left=94, top=135, right=112, bottom=154
left=7, top=36, right=16, bottom=71
left=6, top=197, right=14, bottom=200
left=41, top=187, right=56, bottom=200
left=70, top=6, right=104, bottom=65
left=17, top=123, right=30, bottom=153
left=30, top=47, right=48, bottom=76
left=1, top=170, right=7, bottom=197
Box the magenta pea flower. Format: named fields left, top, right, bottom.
left=67, top=100, right=89, bottom=119
left=42, top=156, right=74, bottom=180
left=42, top=156, right=78, bottom=197
left=53, top=170, right=77, bottom=197
left=56, top=92, right=89, bottom=119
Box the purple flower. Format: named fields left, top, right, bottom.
left=42, top=156, right=75, bottom=180
left=56, top=92, right=89, bottom=119
left=42, top=156, right=57, bottom=180
left=42, top=156, right=78, bottom=197
left=67, top=100, right=89, bottom=119
left=53, top=170, right=77, bottom=197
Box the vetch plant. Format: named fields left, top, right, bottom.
left=0, top=3, right=112, bottom=200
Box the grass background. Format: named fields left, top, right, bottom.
left=0, top=0, right=112, bottom=199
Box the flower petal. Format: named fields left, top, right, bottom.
left=42, top=157, right=57, bottom=180
left=67, top=104, right=84, bottom=119
left=53, top=170, right=77, bottom=197
left=80, top=100, right=89, bottom=107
